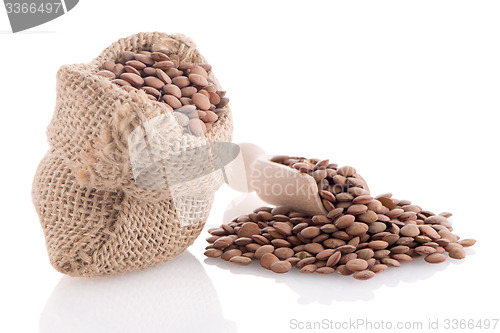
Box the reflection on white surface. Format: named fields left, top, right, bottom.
left=40, top=252, right=236, bottom=333
left=212, top=192, right=468, bottom=304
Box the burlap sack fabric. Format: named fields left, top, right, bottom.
left=32, top=32, right=233, bottom=277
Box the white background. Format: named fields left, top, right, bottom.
left=1, top=1, right=499, bottom=332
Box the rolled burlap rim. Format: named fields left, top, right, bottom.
left=48, top=32, right=232, bottom=202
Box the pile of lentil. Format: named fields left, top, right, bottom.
left=204, top=156, right=475, bottom=280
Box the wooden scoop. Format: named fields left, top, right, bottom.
left=228, top=143, right=328, bottom=216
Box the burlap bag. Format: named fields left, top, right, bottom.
left=32, top=32, right=233, bottom=277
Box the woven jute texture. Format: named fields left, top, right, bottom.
left=32, top=32, right=233, bottom=277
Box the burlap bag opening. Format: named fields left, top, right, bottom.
left=32, top=32, right=233, bottom=277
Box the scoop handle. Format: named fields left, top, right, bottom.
left=226, top=143, right=267, bottom=193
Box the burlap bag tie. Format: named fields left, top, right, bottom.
left=32, top=32, right=233, bottom=277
